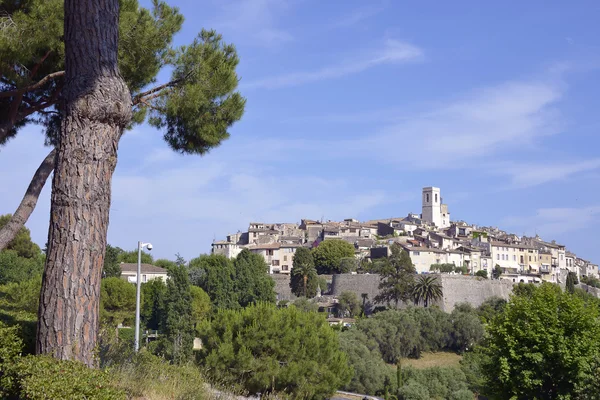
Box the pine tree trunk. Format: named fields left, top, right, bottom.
left=36, top=0, right=131, bottom=366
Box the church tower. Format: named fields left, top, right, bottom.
left=422, top=187, right=442, bottom=227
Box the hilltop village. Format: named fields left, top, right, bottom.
left=213, top=187, right=599, bottom=284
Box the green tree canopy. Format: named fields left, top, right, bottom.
left=154, top=258, right=177, bottom=270
left=479, top=283, right=600, bottom=398
left=233, top=249, right=276, bottom=307
left=375, top=244, right=416, bottom=307
left=198, top=303, right=352, bottom=399
left=188, top=254, right=237, bottom=309
left=312, top=240, right=356, bottom=274
left=339, top=329, right=394, bottom=395
left=0, top=215, right=41, bottom=259
left=160, top=265, right=194, bottom=363
left=189, top=285, right=211, bottom=328
left=100, top=277, right=136, bottom=326
left=141, top=278, right=167, bottom=331
left=0, top=250, right=44, bottom=285
left=102, top=244, right=123, bottom=278
left=337, top=291, right=361, bottom=318
left=290, top=247, right=318, bottom=298
left=117, top=249, right=154, bottom=265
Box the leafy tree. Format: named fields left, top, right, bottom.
left=474, top=270, right=488, bottom=279
left=1, top=0, right=245, bottom=364
left=566, top=271, right=577, bottom=294
left=189, top=285, right=211, bottom=329
left=337, top=291, right=361, bottom=318
left=102, top=244, right=123, bottom=278
left=339, top=329, right=394, bottom=395
left=339, top=257, right=358, bottom=273
left=0, top=275, right=42, bottom=314
left=412, top=275, right=443, bottom=307
left=479, top=283, right=600, bottom=399
left=118, top=249, right=154, bottom=265
left=476, top=296, right=507, bottom=324
left=375, top=244, right=416, bottom=307
left=0, top=215, right=41, bottom=259
left=292, top=297, right=319, bottom=312
left=100, top=277, right=136, bottom=326
left=397, top=366, right=473, bottom=400
left=154, top=258, right=177, bottom=270
left=233, top=249, right=275, bottom=307
left=492, top=264, right=503, bottom=279
left=312, top=240, right=356, bottom=274
left=141, top=278, right=166, bottom=331
left=449, top=303, right=484, bottom=353
left=188, top=254, right=237, bottom=309
left=290, top=247, right=318, bottom=298
left=160, top=265, right=194, bottom=363
left=429, top=263, right=456, bottom=273
left=354, top=310, right=421, bottom=363
left=198, top=303, right=352, bottom=399
left=0, top=250, right=44, bottom=285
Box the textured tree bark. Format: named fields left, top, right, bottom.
left=37, top=0, right=132, bottom=366
left=0, top=149, right=55, bottom=251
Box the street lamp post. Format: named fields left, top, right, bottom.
left=134, top=241, right=152, bottom=352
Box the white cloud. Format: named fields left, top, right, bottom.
left=503, top=205, right=600, bottom=237
left=491, top=158, right=600, bottom=189
left=243, top=39, right=423, bottom=89
left=213, top=0, right=293, bottom=47
left=331, top=3, right=387, bottom=28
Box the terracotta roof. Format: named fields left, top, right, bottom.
left=120, top=263, right=168, bottom=274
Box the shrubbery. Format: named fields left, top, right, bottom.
left=198, top=303, right=352, bottom=399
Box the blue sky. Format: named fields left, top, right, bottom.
left=2, top=0, right=600, bottom=263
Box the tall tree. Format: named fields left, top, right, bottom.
left=233, top=249, right=276, bottom=307
left=375, top=244, right=416, bottom=307
left=566, top=271, right=577, bottom=294
left=102, top=244, right=123, bottom=278
left=312, top=240, right=356, bottom=274
left=117, top=249, right=153, bottom=264
left=0, top=0, right=246, bottom=365
left=189, top=254, right=238, bottom=309
left=161, top=265, right=194, bottom=363
left=479, top=283, right=600, bottom=398
left=141, top=278, right=166, bottom=331
left=290, top=247, right=318, bottom=298
left=0, top=215, right=41, bottom=259
left=337, top=291, right=361, bottom=318
left=412, top=275, right=443, bottom=307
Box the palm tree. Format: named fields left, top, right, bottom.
left=290, top=247, right=317, bottom=298
left=412, top=275, right=443, bottom=307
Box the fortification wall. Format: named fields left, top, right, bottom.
left=437, top=275, right=514, bottom=311
left=271, top=274, right=294, bottom=301
left=329, top=273, right=515, bottom=312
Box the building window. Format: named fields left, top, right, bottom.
left=414, top=251, right=420, bottom=256
left=284, top=255, right=287, bottom=261
left=142, top=274, right=147, bottom=283
left=529, top=256, right=531, bottom=262
left=272, top=260, right=280, bottom=266
left=282, top=265, right=288, bottom=271
left=350, top=228, right=356, bottom=233
left=513, top=255, right=516, bottom=261
left=435, top=193, right=438, bottom=203
left=497, top=254, right=500, bottom=260
left=266, top=250, right=274, bottom=256
left=426, top=194, right=429, bottom=203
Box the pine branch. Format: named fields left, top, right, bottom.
left=0, top=71, right=65, bottom=98
left=0, top=149, right=56, bottom=251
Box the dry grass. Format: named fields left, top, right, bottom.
left=400, top=352, right=463, bottom=369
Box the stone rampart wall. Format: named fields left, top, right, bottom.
left=329, top=273, right=515, bottom=312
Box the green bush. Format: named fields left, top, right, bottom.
left=198, top=303, right=351, bottom=399
left=339, top=329, right=394, bottom=395
left=474, top=270, right=488, bottom=279
left=1, top=355, right=124, bottom=399
left=398, top=366, right=473, bottom=400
